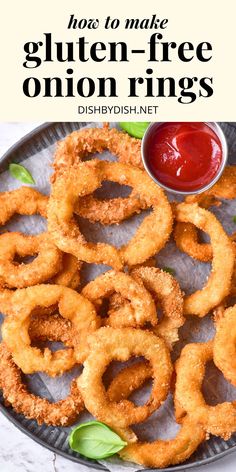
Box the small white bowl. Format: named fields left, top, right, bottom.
left=141, top=122, right=228, bottom=195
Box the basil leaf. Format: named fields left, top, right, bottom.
left=119, top=122, right=149, bottom=139
left=232, top=215, right=236, bottom=224
left=9, top=163, right=35, bottom=185
left=163, top=266, right=175, bottom=276
left=69, top=421, right=127, bottom=459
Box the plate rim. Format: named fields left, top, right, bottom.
left=0, top=121, right=236, bottom=472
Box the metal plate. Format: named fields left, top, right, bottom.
left=0, top=121, right=236, bottom=472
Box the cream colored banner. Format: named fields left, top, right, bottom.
left=0, top=0, right=235, bottom=120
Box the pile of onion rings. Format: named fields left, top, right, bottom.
left=0, top=124, right=235, bottom=469
left=0, top=232, right=62, bottom=288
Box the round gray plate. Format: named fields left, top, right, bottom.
left=0, top=122, right=236, bottom=471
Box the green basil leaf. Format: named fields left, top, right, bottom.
left=9, top=163, right=35, bottom=185
left=119, top=122, right=150, bottom=139
left=163, top=266, right=175, bottom=276
left=232, top=215, right=236, bottom=224
left=69, top=421, right=127, bottom=459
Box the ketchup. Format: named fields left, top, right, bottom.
left=144, top=122, right=223, bottom=192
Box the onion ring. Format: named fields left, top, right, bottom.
left=174, top=166, right=236, bottom=262
left=29, top=252, right=81, bottom=319
left=119, top=417, right=205, bottom=468
left=0, top=187, right=47, bottom=225
left=1, top=285, right=100, bottom=376
left=214, top=304, right=236, bottom=387
left=77, top=327, right=172, bottom=442
left=111, top=360, right=190, bottom=464
left=174, top=222, right=213, bottom=263
left=29, top=315, right=153, bottom=399
left=28, top=312, right=77, bottom=346
left=74, top=191, right=147, bottom=226
left=0, top=317, right=155, bottom=427
left=4, top=253, right=81, bottom=319
left=0, top=232, right=62, bottom=288
left=48, top=160, right=173, bottom=269
left=175, top=203, right=234, bottom=317
left=53, top=125, right=142, bottom=177
left=174, top=225, right=236, bottom=263
left=82, top=270, right=158, bottom=328
left=185, top=166, right=236, bottom=207
left=107, top=361, right=153, bottom=402
left=174, top=341, right=236, bottom=439
left=107, top=267, right=184, bottom=349
left=0, top=187, right=82, bottom=289
left=52, top=125, right=145, bottom=225
left=28, top=316, right=153, bottom=403
left=0, top=343, right=84, bottom=427
left=0, top=344, right=155, bottom=429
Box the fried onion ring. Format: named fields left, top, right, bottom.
left=214, top=304, right=236, bottom=387
left=0, top=343, right=84, bottom=427
left=74, top=191, right=147, bottom=225
left=107, top=361, right=153, bottom=402
left=52, top=126, right=145, bottom=225
left=107, top=267, right=184, bottom=349
left=175, top=341, right=236, bottom=439
left=77, top=327, right=172, bottom=442
left=48, top=160, right=173, bottom=269
left=50, top=253, right=81, bottom=289
left=175, top=203, right=234, bottom=317
left=174, top=224, right=236, bottom=263
left=28, top=316, right=153, bottom=405
left=53, top=126, right=142, bottom=177
left=174, top=222, right=213, bottom=262
left=1, top=285, right=100, bottom=376
left=0, top=317, right=155, bottom=427
left=185, top=166, right=236, bottom=207
left=0, top=253, right=81, bottom=319
left=119, top=417, right=205, bottom=468
left=28, top=312, right=76, bottom=346
left=0, top=187, right=48, bottom=225
left=0, top=340, right=155, bottom=429
left=174, top=166, right=236, bottom=262
left=0, top=232, right=62, bottom=288
left=82, top=270, right=158, bottom=328
left=0, top=187, right=82, bottom=290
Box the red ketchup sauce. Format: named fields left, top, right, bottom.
left=144, top=122, right=223, bottom=192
